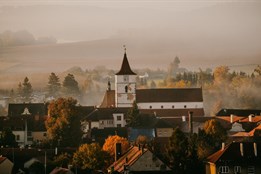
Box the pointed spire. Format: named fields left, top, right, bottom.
left=116, top=46, right=136, bottom=75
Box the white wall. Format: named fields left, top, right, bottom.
left=137, top=102, right=203, bottom=109
left=113, top=113, right=126, bottom=127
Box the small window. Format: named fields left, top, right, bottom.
left=161, top=105, right=164, bottom=109
left=124, top=76, right=129, bottom=82
left=100, top=120, right=104, bottom=124
left=172, top=105, right=175, bottom=109
left=184, top=105, right=187, bottom=108
left=27, top=131, right=32, bottom=136
left=125, top=85, right=128, bottom=93
left=16, top=135, right=20, bottom=141
left=234, top=166, right=241, bottom=173
left=117, top=124, right=121, bottom=127
left=219, top=166, right=229, bottom=173
left=149, top=106, right=152, bottom=109
left=117, top=116, right=121, bottom=121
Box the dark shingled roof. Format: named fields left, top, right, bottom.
left=136, top=88, right=203, bottom=103
left=207, top=142, right=261, bottom=164
left=8, top=103, right=48, bottom=117
left=216, top=109, right=261, bottom=116
left=115, top=53, right=136, bottom=75
left=84, top=108, right=129, bottom=121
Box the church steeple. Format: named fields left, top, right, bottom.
left=115, top=47, right=136, bottom=75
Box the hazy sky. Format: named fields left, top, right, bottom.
left=0, top=0, right=260, bottom=72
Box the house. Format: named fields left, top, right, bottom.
left=100, top=50, right=204, bottom=117
left=216, top=109, right=261, bottom=117
left=108, top=146, right=172, bottom=174
left=205, top=142, right=261, bottom=174
left=0, top=156, right=13, bottom=174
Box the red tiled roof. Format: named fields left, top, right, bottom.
left=110, top=146, right=145, bottom=172
left=0, top=156, right=7, bottom=164
left=115, top=53, right=136, bottom=75
left=136, top=88, right=203, bottom=103
left=240, top=116, right=261, bottom=123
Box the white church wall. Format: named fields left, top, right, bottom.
left=137, top=102, right=203, bottom=109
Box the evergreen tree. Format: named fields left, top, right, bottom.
left=20, top=77, right=33, bottom=102
left=47, top=72, right=61, bottom=98
left=62, top=73, right=80, bottom=96
left=126, top=101, right=141, bottom=127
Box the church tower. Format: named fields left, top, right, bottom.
left=115, top=48, right=136, bottom=107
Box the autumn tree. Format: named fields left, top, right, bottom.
left=126, top=101, right=141, bottom=127
left=53, top=153, right=71, bottom=168
left=62, top=74, right=80, bottom=96
left=213, top=66, right=230, bottom=86
left=102, top=135, right=129, bottom=159
left=73, top=143, right=110, bottom=171
left=45, top=97, right=82, bottom=147
left=197, top=119, right=227, bottom=159
left=47, top=72, right=61, bottom=98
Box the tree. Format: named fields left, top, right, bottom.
left=166, top=127, right=188, bottom=173
left=102, top=135, right=129, bottom=158
left=47, top=72, right=61, bottom=98
left=53, top=153, right=71, bottom=168
left=0, top=127, right=16, bottom=147
left=45, top=97, right=82, bottom=147
left=126, top=101, right=141, bottom=127
left=62, top=74, right=80, bottom=96
left=213, top=66, right=230, bottom=86
left=18, top=77, right=33, bottom=102
left=197, top=119, right=227, bottom=159
left=73, top=143, right=110, bottom=170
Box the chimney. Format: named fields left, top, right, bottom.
left=249, top=114, right=253, bottom=122
left=188, top=111, right=193, bottom=134
left=254, top=143, right=257, bottom=157
left=115, top=143, right=122, bottom=161
left=182, top=116, right=186, bottom=122
left=221, top=142, right=225, bottom=151
left=230, top=114, right=234, bottom=123
left=240, top=143, right=244, bottom=156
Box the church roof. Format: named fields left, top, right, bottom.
left=115, top=52, right=136, bottom=75
left=136, top=88, right=203, bottom=103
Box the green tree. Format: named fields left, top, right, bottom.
left=45, top=97, right=82, bottom=147
left=166, top=127, right=188, bottom=173
left=62, top=74, right=80, bottom=96
left=17, top=77, right=33, bottom=102
left=0, top=127, right=16, bottom=147
left=73, top=143, right=110, bottom=171
left=47, top=72, right=61, bottom=98
left=126, top=101, right=141, bottom=127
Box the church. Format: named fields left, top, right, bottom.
left=100, top=49, right=204, bottom=118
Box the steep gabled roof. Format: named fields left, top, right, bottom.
left=100, top=90, right=116, bottom=108
left=115, top=52, right=136, bottom=75
left=136, top=88, right=203, bottom=103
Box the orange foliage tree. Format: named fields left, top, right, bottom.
left=102, top=135, right=130, bottom=158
